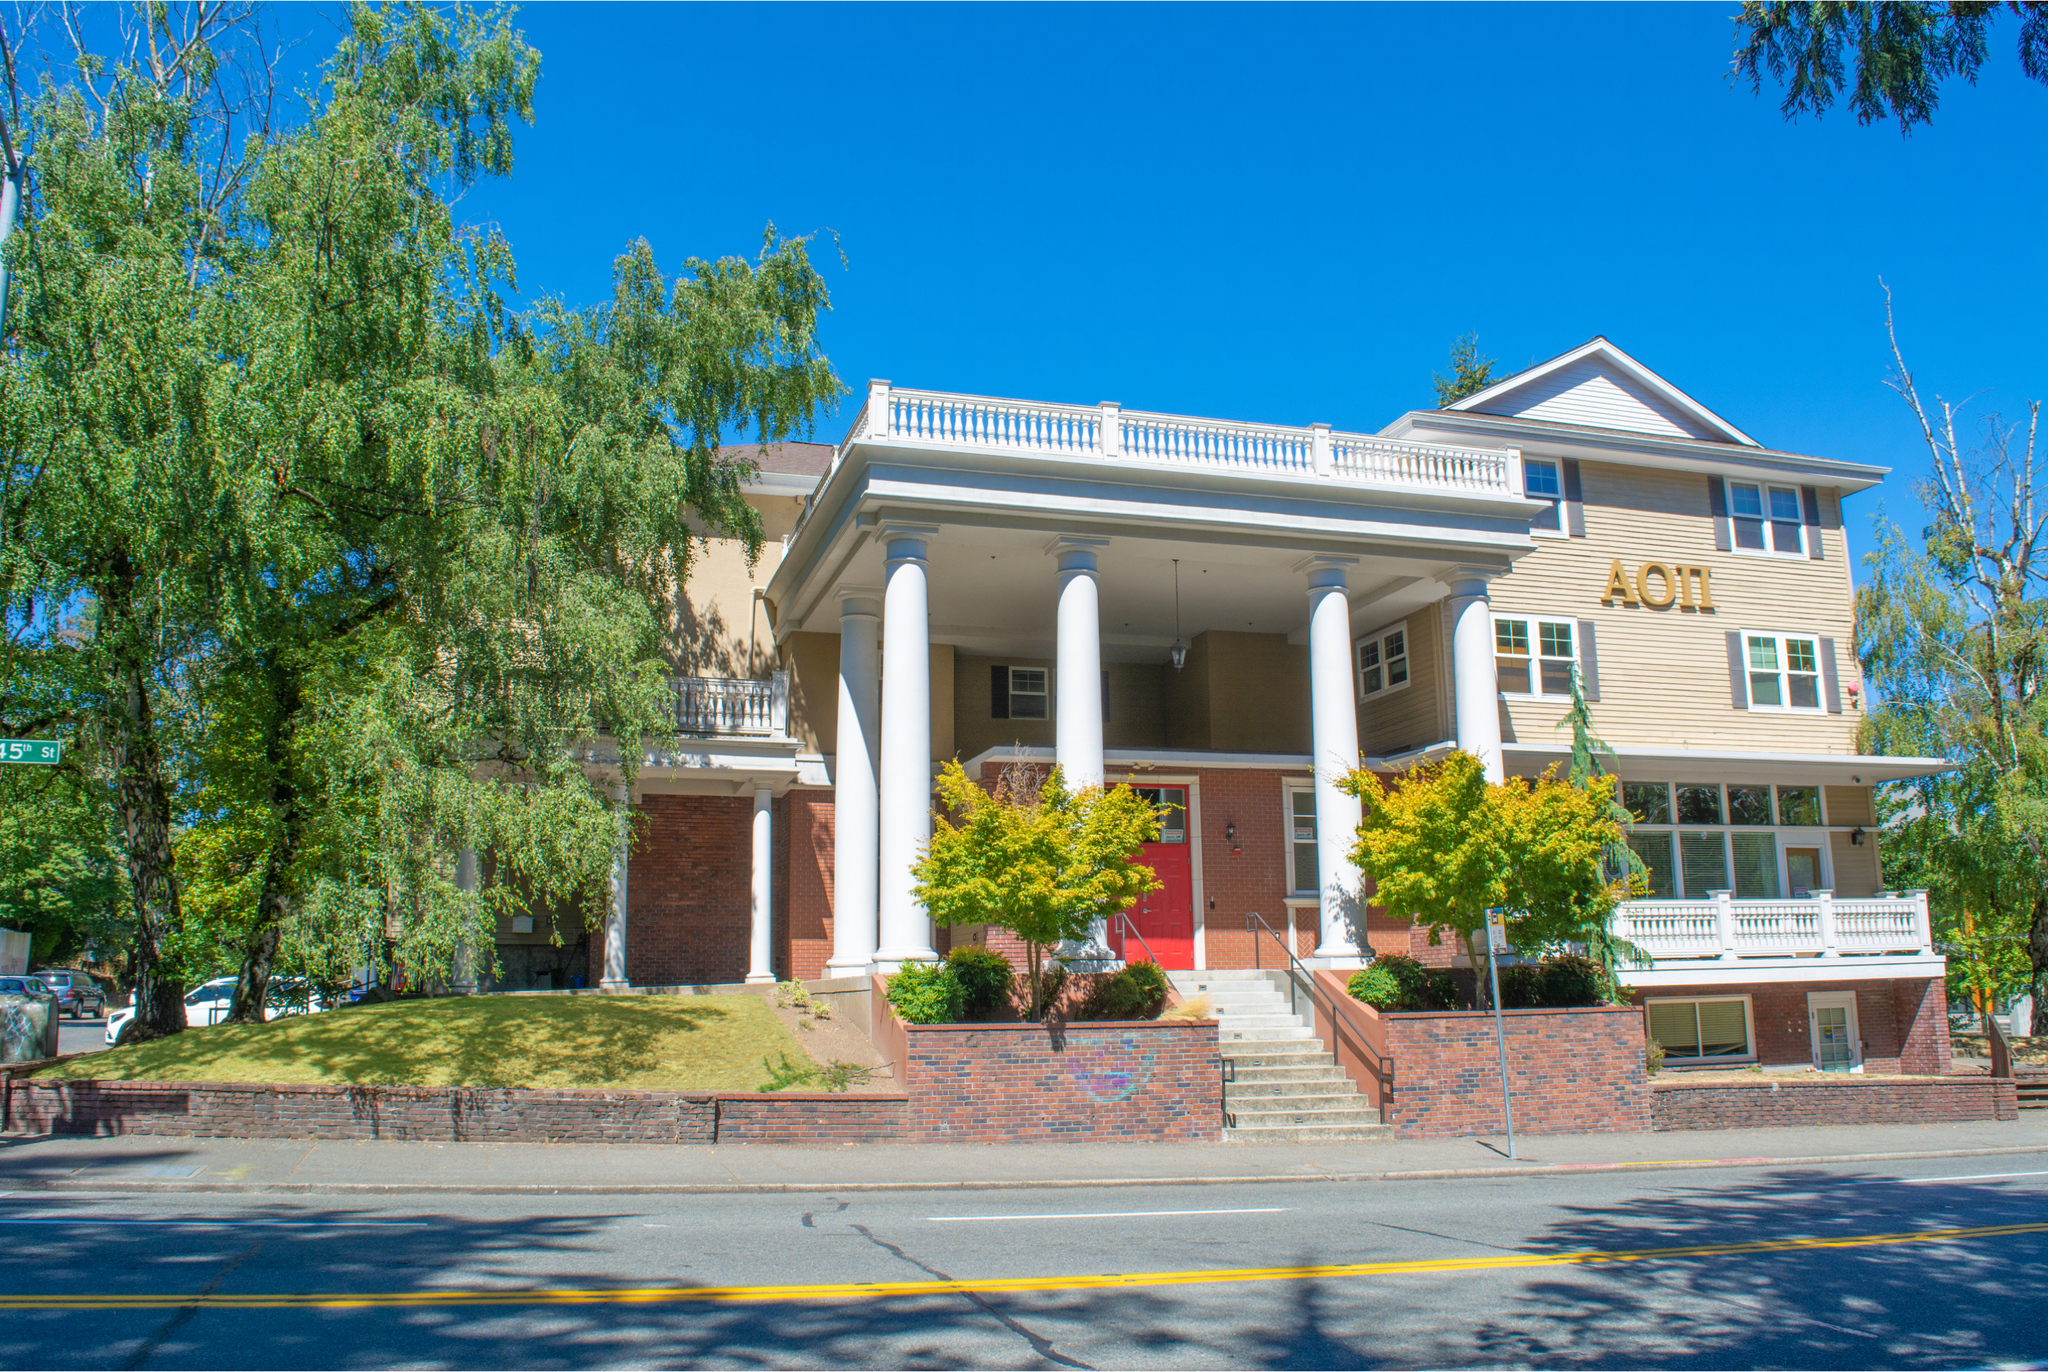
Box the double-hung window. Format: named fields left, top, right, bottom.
left=1525, top=459, right=1563, bottom=534
left=1006, top=667, right=1048, bottom=719
left=1730, top=481, right=1805, bottom=555
left=1496, top=617, right=1575, bottom=696
left=1357, top=624, right=1410, bottom=697
left=1746, top=633, right=1823, bottom=711
left=1286, top=785, right=1319, bottom=895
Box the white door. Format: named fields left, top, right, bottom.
left=1807, top=990, right=1861, bottom=1073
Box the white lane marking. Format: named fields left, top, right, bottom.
left=930, top=1207, right=1293, bottom=1223
left=1897, top=1171, right=2048, bottom=1184
left=0, top=1217, right=427, bottom=1227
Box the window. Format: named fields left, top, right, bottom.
left=1495, top=617, right=1576, bottom=696
left=1776, top=785, right=1823, bottom=826
left=1676, top=784, right=1723, bottom=826
left=1007, top=667, right=1048, bottom=720
left=1746, top=633, right=1823, bottom=711
left=1730, top=481, right=1804, bottom=555
left=1132, top=786, right=1187, bottom=843
left=1648, top=996, right=1754, bottom=1062
left=1623, top=782, right=1671, bottom=825
left=1679, top=832, right=1728, bottom=895
left=1628, top=832, right=1677, bottom=898
left=1287, top=786, right=1319, bottom=895
left=1727, top=785, right=1772, bottom=826
left=1525, top=459, right=1563, bottom=533
left=1731, top=833, right=1781, bottom=899
left=1358, top=624, right=1410, bottom=697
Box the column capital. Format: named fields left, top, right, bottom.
left=877, top=522, right=939, bottom=563
left=1045, top=534, right=1110, bottom=574
left=1435, top=563, right=1508, bottom=597
left=836, top=584, right=884, bottom=619
left=1293, top=553, right=1358, bottom=591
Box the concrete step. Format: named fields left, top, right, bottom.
left=1224, top=1122, right=1396, bottom=1142
left=1220, top=1041, right=1330, bottom=1064
left=1220, top=1026, right=1316, bottom=1043
left=1170, top=969, right=1284, bottom=984
left=1216, top=1013, right=1310, bottom=1031
left=1228, top=1078, right=1363, bottom=1100
left=1226, top=1101, right=1384, bottom=1129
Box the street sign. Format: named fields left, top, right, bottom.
left=1483, top=906, right=1511, bottom=954
left=0, top=739, right=60, bottom=765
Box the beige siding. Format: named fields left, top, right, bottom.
left=1492, top=461, right=1863, bottom=752
left=1829, top=830, right=1881, bottom=898
left=782, top=631, right=839, bottom=753
left=1358, top=603, right=1446, bottom=757
left=1822, top=785, right=1875, bottom=826
left=668, top=493, right=801, bottom=675
left=1203, top=632, right=1311, bottom=754
left=1475, top=360, right=1721, bottom=440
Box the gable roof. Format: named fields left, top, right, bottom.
left=1445, top=337, right=1759, bottom=447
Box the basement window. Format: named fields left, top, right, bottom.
left=1647, top=995, right=1755, bottom=1063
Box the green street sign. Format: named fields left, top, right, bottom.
left=0, top=739, right=61, bottom=765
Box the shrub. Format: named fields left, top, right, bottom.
left=1346, top=965, right=1400, bottom=1010
left=1538, top=954, right=1608, bottom=1007
left=1368, top=953, right=1461, bottom=1011
left=1646, top=1037, right=1666, bottom=1075
left=946, top=945, right=1014, bottom=1018
left=884, top=961, right=965, bottom=1025
left=1074, top=961, right=1169, bottom=1020
left=1017, top=962, right=1070, bottom=1021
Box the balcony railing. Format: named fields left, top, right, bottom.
left=672, top=672, right=789, bottom=739
left=851, top=382, right=1521, bottom=498
left=1614, top=889, right=1933, bottom=963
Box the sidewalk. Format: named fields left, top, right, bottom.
left=1, top=1114, right=2042, bottom=1194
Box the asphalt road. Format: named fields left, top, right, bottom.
left=1, top=1153, right=2043, bottom=1369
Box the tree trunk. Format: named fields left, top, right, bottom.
left=104, top=583, right=185, bottom=1044
left=227, top=660, right=304, bottom=1025
left=2028, top=894, right=2048, bottom=1003
left=1462, top=928, right=1489, bottom=1012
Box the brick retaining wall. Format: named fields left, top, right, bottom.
left=1650, top=1075, right=2018, bottom=1130
left=1, top=1079, right=909, bottom=1144
left=905, top=1020, right=1222, bottom=1143
left=1381, top=1005, right=1651, bottom=1139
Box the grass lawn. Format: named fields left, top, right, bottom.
left=34, top=993, right=819, bottom=1091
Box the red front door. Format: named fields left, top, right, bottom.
left=1114, top=786, right=1194, bottom=970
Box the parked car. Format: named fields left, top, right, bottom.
left=0, top=975, right=52, bottom=1000
left=105, top=976, right=238, bottom=1044
left=30, top=970, right=105, bottom=1019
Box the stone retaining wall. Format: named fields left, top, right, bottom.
left=1381, top=1005, right=1652, bottom=1139
left=1650, top=1075, right=2018, bottom=1130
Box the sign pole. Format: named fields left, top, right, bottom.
left=1483, top=905, right=1517, bottom=1161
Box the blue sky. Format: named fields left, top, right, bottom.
left=451, top=5, right=2041, bottom=554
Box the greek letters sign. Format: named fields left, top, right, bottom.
left=0, top=739, right=60, bottom=765
left=1601, top=559, right=1715, bottom=611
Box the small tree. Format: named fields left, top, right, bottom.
left=1433, top=333, right=1500, bottom=407
left=1558, top=668, right=1655, bottom=985
left=913, top=759, right=1161, bottom=1020
left=1341, top=750, right=1631, bottom=1007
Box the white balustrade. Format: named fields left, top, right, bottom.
left=1615, top=893, right=1932, bottom=963
left=842, top=384, right=1517, bottom=498
left=673, top=672, right=789, bottom=738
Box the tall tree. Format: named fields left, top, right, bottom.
left=1432, top=333, right=1499, bottom=407
left=1733, top=1, right=2048, bottom=132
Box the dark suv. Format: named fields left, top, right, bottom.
left=30, top=970, right=105, bottom=1019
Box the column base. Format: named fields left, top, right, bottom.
left=871, top=949, right=940, bottom=974
left=744, top=972, right=777, bottom=985
left=824, top=961, right=875, bottom=980
left=599, top=979, right=633, bottom=993
left=1303, top=954, right=1366, bottom=972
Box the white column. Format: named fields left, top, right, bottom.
left=1711, top=888, right=1737, bottom=962
left=827, top=588, right=882, bottom=977
left=1441, top=567, right=1505, bottom=783
left=601, top=783, right=631, bottom=990
left=1050, top=536, right=1108, bottom=790
left=747, top=784, right=776, bottom=984
left=451, top=847, right=481, bottom=995
left=1814, top=888, right=1838, bottom=957
left=1303, top=556, right=1366, bottom=968
left=874, top=525, right=940, bottom=970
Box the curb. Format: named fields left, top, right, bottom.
left=3, top=1143, right=2042, bottom=1196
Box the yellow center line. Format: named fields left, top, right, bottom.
left=5, top=1219, right=2044, bottom=1313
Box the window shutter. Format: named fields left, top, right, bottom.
left=1819, top=636, right=1843, bottom=713
left=1101, top=669, right=1111, bottom=724
left=1563, top=460, right=1586, bottom=537
left=1725, top=631, right=1748, bottom=709
left=990, top=664, right=1009, bottom=720
left=1709, top=476, right=1732, bottom=552
left=1577, top=619, right=1600, bottom=701
left=1801, top=486, right=1826, bottom=561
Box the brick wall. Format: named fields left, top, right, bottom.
left=783, top=790, right=835, bottom=981
left=1381, top=1005, right=1651, bottom=1138
left=904, top=1020, right=1222, bottom=1143
left=2, top=1079, right=909, bottom=1144
left=623, top=794, right=752, bottom=986
left=1628, top=977, right=1950, bottom=1073
left=1651, top=1076, right=2017, bottom=1130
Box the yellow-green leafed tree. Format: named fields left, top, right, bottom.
left=913, top=759, right=1163, bottom=1019
left=1341, top=750, right=1636, bottom=1002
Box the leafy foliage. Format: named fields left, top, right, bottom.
left=944, top=944, right=1014, bottom=1019
left=1351, top=953, right=1459, bottom=1011
left=1558, top=668, right=1654, bottom=980
left=1431, top=333, right=1499, bottom=407
left=884, top=961, right=965, bottom=1026
left=1342, top=751, right=1631, bottom=1004
left=1073, top=960, right=1169, bottom=1021
left=913, top=759, right=1162, bottom=1019
left=1345, top=964, right=1402, bottom=1010
left=1733, top=1, right=2048, bottom=133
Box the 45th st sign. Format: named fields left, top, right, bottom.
left=0, top=739, right=61, bottom=765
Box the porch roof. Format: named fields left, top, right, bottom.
left=1502, top=742, right=1953, bottom=786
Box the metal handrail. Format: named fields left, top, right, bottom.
left=1245, top=911, right=1395, bottom=1116
left=1111, top=911, right=1164, bottom=969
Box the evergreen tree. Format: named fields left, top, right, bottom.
left=1432, top=333, right=1499, bottom=407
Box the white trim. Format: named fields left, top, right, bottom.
left=960, top=742, right=1460, bottom=778
left=1646, top=992, right=1757, bottom=1064
left=1620, top=954, right=1946, bottom=988
left=1807, top=988, right=1864, bottom=1073
left=1740, top=629, right=1827, bottom=714
left=1725, top=478, right=1809, bottom=559
left=1502, top=743, right=1951, bottom=786
left=1493, top=613, right=1581, bottom=700
left=1445, top=337, right=1761, bottom=448
left=1522, top=456, right=1568, bottom=538
left=1282, top=776, right=1319, bottom=897
left=1356, top=620, right=1413, bottom=701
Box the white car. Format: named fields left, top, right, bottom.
left=106, top=977, right=331, bottom=1044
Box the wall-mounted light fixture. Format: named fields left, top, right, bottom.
left=1849, top=826, right=1866, bottom=847
left=1225, top=820, right=1236, bottom=843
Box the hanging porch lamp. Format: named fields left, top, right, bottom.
left=1170, top=559, right=1188, bottom=672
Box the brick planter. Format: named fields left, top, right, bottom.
left=1, top=1078, right=908, bottom=1144
left=1650, top=1075, right=2019, bottom=1130
left=1381, top=1005, right=1651, bottom=1139
left=904, top=1020, right=1223, bottom=1143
